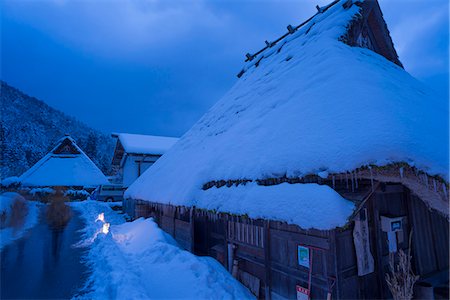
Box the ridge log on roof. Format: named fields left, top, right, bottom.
left=239, top=0, right=402, bottom=78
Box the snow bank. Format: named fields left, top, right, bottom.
left=65, top=189, right=90, bottom=200
left=0, top=192, right=40, bottom=250
left=30, top=187, right=55, bottom=196
left=115, top=133, right=179, bottom=155
left=198, top=183, right=355, bottom=229
left=72, top=201, right=253, bottom=299
left=126, top=0, right=448, bottom=215
left=0, top=176, right=21, bottom=188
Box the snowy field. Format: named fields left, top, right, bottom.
left=0, top=192, right=40, bottom=250
left=71, top=200, right=253, bottom=299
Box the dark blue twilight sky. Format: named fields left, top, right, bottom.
left=1, top=0, right=448, bottom=137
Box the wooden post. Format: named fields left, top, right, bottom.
left=264, top=220, right=272, bottom=300
left=190, top=207, right=195, bottom=253
left=308, top=248, right=314, bottom=296
left=371, top=191, right=386, bottom=299
left=331, top=231, right=340, bottom=299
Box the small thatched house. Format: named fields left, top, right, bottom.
left=125, top=0, right=449, bottom=299
left=19, top=135, right=108, bottom=189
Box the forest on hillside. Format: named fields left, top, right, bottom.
left=0, top=81, right=115, bottom=178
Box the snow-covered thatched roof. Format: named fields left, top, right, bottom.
left=112, top=133, right=179, bottom=155
left=126, top=0, right=449, bottom=227
left=20, top=136, right=109, bottom=187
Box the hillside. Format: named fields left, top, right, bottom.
left=0, top=81, right=114, bottom=178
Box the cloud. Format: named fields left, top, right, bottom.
left=380, top=0, right=449, bottom=77
left=2, top=0, right=231, bottom=60
left=1, top=0, right=447, bottom=136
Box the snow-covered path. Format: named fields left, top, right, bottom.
left=1, top=204, right=88, bottom=299
left=72, top=201, right=253, bottom=299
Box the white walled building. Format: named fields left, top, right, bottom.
left=111, top=133, right=179, bottom=187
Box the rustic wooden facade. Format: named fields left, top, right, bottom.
left=123, top=0, right=449, bottom=298
left=124, top=168, right=449, bottom=299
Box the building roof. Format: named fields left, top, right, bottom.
left=20, top=136, right=109, bottom=187
left=198, top=183, right=355, bottom=230
left=125, top=0, right=449, bottom=228
left=112, top=133, right=179, bottom=155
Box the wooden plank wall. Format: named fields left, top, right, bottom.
left=125, top=201, right=345, bottom=299
left=125, top=189, right=449, bottom=299
left=268, top=223, right=334, bottom=300
left=408, top=193, right=449, bottom=276
left=359, top=183, right=450, bottom=299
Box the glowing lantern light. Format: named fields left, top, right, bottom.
left=102, top=223, right=110, bottom=234
left=96, top=213, right=105, bottom=223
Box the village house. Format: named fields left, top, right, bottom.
left=111, top=133, right=179, bottom=187
left=124, top=0, right=449, bottom=299
left=19, top=135, right=109, bottom=197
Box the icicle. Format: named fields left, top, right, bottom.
left=433, top=179, right=437, bottom=192
left=355, top=171, right=359, bottom=189
left=443, top=183, right=448, bottom=199
left=369, top=167, right=374, bottom=192
left=399, top=167, right=404, bottom=179
left=425, top=174, right=429, bottom=188
left=332, top=175, right=336, bottom=189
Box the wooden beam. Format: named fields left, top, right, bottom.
left=264, top=220, right=272, bottom=300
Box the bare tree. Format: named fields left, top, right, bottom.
left=385, top=230, right=419, bottom=300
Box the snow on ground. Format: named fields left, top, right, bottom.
left=0, top=176, right=20, bottom=188
left=103, top=201, right=123, bottom=207
left=0, top=192, right=40, bottom=250
left=197, top=183, right=355, bottom=230
left=71, top=200, right=253, bottom=299
left=126, top=0, right=448, bottom=217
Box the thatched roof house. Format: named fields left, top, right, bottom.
left=19, top=135, right=108, bottom=188
left=125, top=0, right=448, bottom=298
left=126, top=0, right=448, bottom=218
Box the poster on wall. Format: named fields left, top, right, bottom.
left=297, top=245, right=310, bottom=268
left=296, top=285, right=310, bottom=300
left=353, top=208, right=374, bottom=276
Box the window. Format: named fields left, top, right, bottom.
left=227, top=221, right=264, bottom=248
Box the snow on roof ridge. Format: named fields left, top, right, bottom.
left=237, top=0, right=358, bottom=78
left=116, top=132, right=179, bottom=139
left=241, top=0, right=340, bottom=63
left=115, top=133, right=179, bottom=155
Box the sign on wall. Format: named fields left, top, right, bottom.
left=297, top=245, right=310, bottom=269
left=353, top=208, right=375, bottom=276
left=296, top=285, right=310, bottom=300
